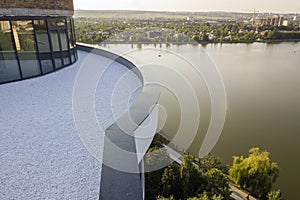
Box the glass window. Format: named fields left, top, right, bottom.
left=48, top=18, right=66, bottom=27
left=50, top=30, right=60, bottom=52
left=62, top=50, right=70, bottom=66
left=60, top=29, right=68, bottom=51
left=34, top=20, right=54, bottom=74
left=12, top=20, right=41, bottom=78
left=39, top=53, right=54, bottom=74
left=67, top=18, right=74, bottom=49
left=0, top=21, right=21, bottom=83
left=71, top=49, right=75, bottom=63
left=59, top=29, right=70, bottom=65
left=67, top=18, right=77, bottom=64
left=71, top=19, right=78, bottom=60
left=0, top=17, right=77, bottom=84
left=53, top=52, right=63, bottom=69
left=71, top=18, right=76, bottom=47
left=50, top=30, right=63, bottom=69
left=34, top=20, right=50, bottom=52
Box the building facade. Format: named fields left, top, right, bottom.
left=0, top=0, right=77, bottom=84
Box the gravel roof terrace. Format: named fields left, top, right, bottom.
left=0, top=50, right=142, bottom=199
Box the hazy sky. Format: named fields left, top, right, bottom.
left=74, top=0, right=300, bottom=13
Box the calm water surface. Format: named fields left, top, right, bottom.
left=101, top=42, right=300, bottom=199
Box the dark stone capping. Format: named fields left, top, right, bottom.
left=77, top=44, right=160, bottom=200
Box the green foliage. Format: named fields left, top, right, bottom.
left=150, top=134, right=169, bottom=148
left=229, top=147, right=279, bottom=198
left=145, top=133, right=173, bottom=199
left=188, top=192, right=210, bottom=200
left=267, top=30, right=279, bottom=40
left=156, top=195, right=175, bottom=200
left=18, top=34, right=36, bottom=51
left=205, top=168, right=231, bottom=199
left=145, top=147, right=171, bottom=200
left=144, top=134, right=233, bottom=200
left=200, top=33, right=209, bottom=42
left=75, top=17, right=300, bottom=45
left=265, top=30, right=300, bottom=40
left=192, top=35, right=200, bottom=42
left=161, top=163, right=181, bottom=198
left=180, top=154, right=206, bottom=199
left=187, top=192, right=224, bottom=200
left=145, top=147, right=169, bottom=168
left=0, top=32, right=14, bottom=50
left=267, top=190, right=283, bottom=200
left=200, top=154, right=229, bottom=175
left=21, top=38, right=36, bottom=51
left=158, top=154, right=231, bottom=200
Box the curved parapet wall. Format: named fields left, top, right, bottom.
left=76, top=44, right=160, bottom=200
left=0, top=0, right=74, bottom=16
left=77, top=44, right=143, bottom=81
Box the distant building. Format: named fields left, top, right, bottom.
left=147, top=31, right=162, bottom=38
left=282, top=19, right=290, bottom=27
left=255, top=17, right=265, bottom=26
left=291, top=15, right=300, bottom=26
left=186, top=16, right=194, bottom=21
left=269, top=15, right=280, bottom=26
left=0, top=0, right=77, bottom=84
left=252, top=15, right=290, bottom=27
left=293, top=15, right=297, bottom=21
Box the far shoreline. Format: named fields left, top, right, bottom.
left=92, top=39, right=300, bottom=46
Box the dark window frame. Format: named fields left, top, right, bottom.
left=0, top=16, right=77, bottom=84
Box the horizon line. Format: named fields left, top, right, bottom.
left=74, top=9, right=300, bottom=14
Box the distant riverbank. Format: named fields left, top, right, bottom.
left=91, top=39, right=300, bottom=46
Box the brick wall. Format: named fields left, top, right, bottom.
left=0, top=0, right=74, bottom=11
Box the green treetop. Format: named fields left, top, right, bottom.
left=229, top=147, right=279, bottom=199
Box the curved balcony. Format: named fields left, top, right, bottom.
left=0, top=44, right=160, bottom=200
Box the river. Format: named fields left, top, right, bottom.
left=100, top=42, right=300, bottom=199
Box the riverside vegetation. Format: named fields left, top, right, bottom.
left=74, top=15, right=300, bottom=44
left=145, top=135, right=283, bottom=200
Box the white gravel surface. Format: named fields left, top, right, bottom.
left=0, top=51, right=142, bottom=200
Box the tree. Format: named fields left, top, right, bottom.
left=160, top=153, right=231, bottom=200
left=229, top=147, right=279, bottom=199
left=161, top=163, right=181, bottom=199
left=200, top=154, right=229, bottom=174
left=205, top=168, right=231, bottom=199
left=267, top=190, right=283, bottom=200
left=150, top=134, right=169, bottom=148
left=0, top=32, right=14, bottom=50
left=187, top=192, right=209, bottom=200
left=20, top=38, right=36, bottom=51
left=192, top=35, right=200, bottom=43
left=156, top=195, right=175, bottom=200
left=180, top=154, right=205, bottom=199
left=200, top=33, right=209, bottom=42
left=145, top=147, right=170, bottom=200
left=187, top=192, right=223, bottom=200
